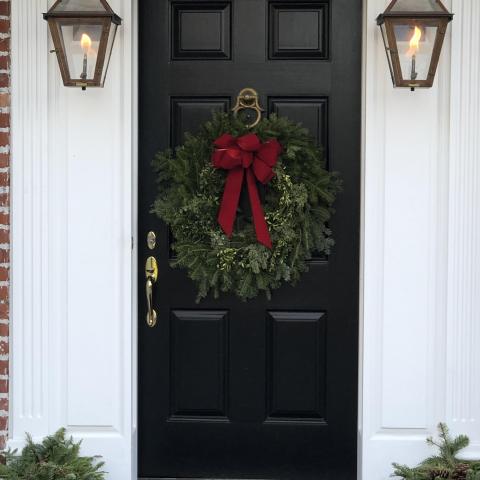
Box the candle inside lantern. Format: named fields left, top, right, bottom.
left=406, top=26, right=422, bottom=82
left=80, top=33, right=92, bottom=81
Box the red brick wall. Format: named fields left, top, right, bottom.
left=0, top=0, right=9, bottom=451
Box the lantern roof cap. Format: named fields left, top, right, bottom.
left=377, top=0, right=453, bottom=24
left=43, top=0, right=122, bottom=25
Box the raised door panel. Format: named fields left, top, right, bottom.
left=269, top=1, right=330, bottom=60
left=170, top=310, right=229, bottom=420
left=269, top=97, right=328, bottom=150
left=266, top=311, right=327, bottom=422
left=171, top=97, right=230, bottom=147
left=171, top=2, right=232, bottom=60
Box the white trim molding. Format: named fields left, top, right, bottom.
left=446, top=0, right=480, bottom=461
left=362, top=0, right=480, bottom=477
left=10, top=0, right=50, bottom=441
left=10, top=0, right=136, bottom=478
left=361, top=0, right=450, bottom=477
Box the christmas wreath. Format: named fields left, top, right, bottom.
left=153, top=113, right=341, bottom=301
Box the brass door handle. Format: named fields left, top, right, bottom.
left=145, top=256, right=158, bottom=328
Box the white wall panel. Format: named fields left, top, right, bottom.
left=10, top=0, right=136, bottom=478
left=361, top=0, right=453, bottom=477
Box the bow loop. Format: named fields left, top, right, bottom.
left=214, top=133, right=237, bottom=148
left=212, top=133, right=282, bottom=249
left=257, top=139, right=282, bottom=167
left=253, top=159, right=275, bottom=184
left=237, top=133, right=262, bottom=152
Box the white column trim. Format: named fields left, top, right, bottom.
left=361, top=0, right=454, bottom=477
left=10, top=0, right=137, bottom=478
left=10, top=0, right=51, bottom=439
left=446, top=0, right=480, bottom=461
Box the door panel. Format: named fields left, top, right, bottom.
left=139, top=0, right=361, bottom=478
left=268, top=97, right=328, bottom=148
left=268, top=2, right=330, bottom=59
left=170, top=97, right=231, bottom=146
left=170, top=310, right=229, bottom=420
left=171, top=2, right=232, bottom=60
left=266, top=312, right=327, bottom=421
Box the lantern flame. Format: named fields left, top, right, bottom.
left=80, top=33, right=92, bottom=53
left=406, top=26, right=422, bottom=57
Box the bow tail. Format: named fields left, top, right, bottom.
left=218, top=167, right=244, bottom=237
left=246, top=169, right=272, bottom=249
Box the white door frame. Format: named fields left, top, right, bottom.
left=10, top=1, right=480, bottom=479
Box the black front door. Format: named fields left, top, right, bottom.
left=139, top=1, right=361, bottom=478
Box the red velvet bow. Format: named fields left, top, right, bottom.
left=212, top=133, right=282, bottom=249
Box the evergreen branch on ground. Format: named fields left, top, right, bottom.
left=0, top=428, right=106, bottom=480
left=392, top=423, right=480, bottom=480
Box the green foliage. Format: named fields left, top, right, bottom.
left=392, top=423, right=480, bottom=480
left=0, top=428, right=106, bottom=480
left=153, top=113, right=341, bottom=301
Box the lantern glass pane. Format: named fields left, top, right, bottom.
left=52, top=0, right=108, bottom=12
left=60, top=22, right=103, bottom=81
left=394, top=23, right=438, bottom=82
left=101, top=23, right=117, bottom=85
left=390, top=0, right=445, bottom=12
left=380, top=23, right=395, bottom=83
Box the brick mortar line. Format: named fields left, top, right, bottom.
left=0, top=2, right=9, bottom=451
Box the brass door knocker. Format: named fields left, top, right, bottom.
left=232, top=88, right=264, bottom=128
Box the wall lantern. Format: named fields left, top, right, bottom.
left=377, top=0, right=453, bottom=90
left=43, top=0, right=122, bottom=90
